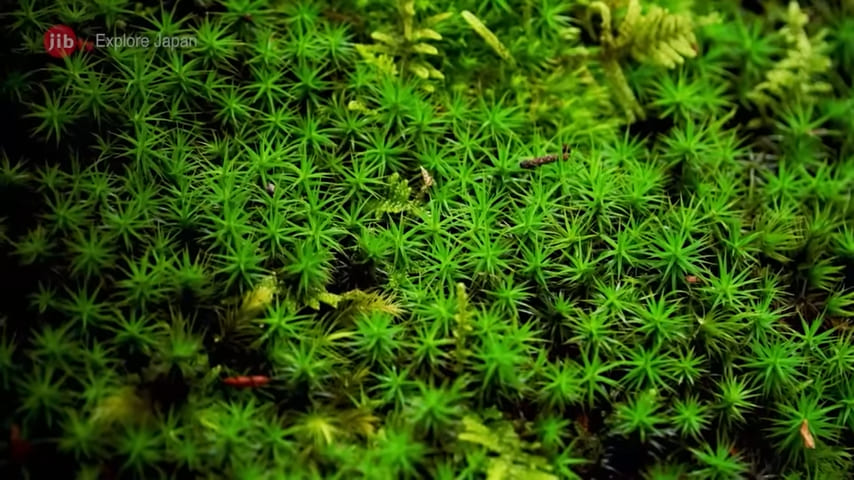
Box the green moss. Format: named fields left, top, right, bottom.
left=1, top=0, right=853, bottom=478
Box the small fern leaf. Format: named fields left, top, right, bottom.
left=748, top=2, right=832, bottom=107
left=413, top=28, right=442, bottom=41
left=370, top=31, right=399, bottom=46
left=424, top=12, right=453, bottom=26
left=411, top=43, right=439, bottom=55
left=408, top=63, right=431, bottom=79
left=628, top=6, right=698, bottom=68
left=461, top=10, right=514, bottom=63
left=341, top=289, right=405, bottom=317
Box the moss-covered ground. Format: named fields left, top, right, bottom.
left=1, top=0, right=853, bottom=478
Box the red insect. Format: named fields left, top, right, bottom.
left=685, top=275, right=699, bottom=284
left=9, top=424, right=32, bottom=464
left=222, top=375, right=271, bottom=388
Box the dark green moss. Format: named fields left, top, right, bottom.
left=1, top=0, right=853, bottom=478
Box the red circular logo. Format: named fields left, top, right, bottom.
left=44, top=25, right=77, bottom=58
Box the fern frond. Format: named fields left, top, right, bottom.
left=355, top=44, right=399, bottom=76
left=626, top=6, right=698, bottom=68
left=589, top=0, right=716, bottom=122
left=340, top=289, right=405, bottom=317
left=355, top=1, right=450, bottom=81
left=308, top=288, right=404, bottom=318
left=459, top=413, right=558, bottom=480
left=748, top=2, right=833, bottom=107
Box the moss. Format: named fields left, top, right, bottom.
left=1, top=0, right=853, bottom=478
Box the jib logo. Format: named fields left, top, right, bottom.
left=44, top=25, right=93, bottom=58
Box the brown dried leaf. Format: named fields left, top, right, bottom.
left=420, top=166, right=434, bottom=189
left=800, top=419, right=815, bottom=449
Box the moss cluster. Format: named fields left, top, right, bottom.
left=1, top=0, right=853, bottom=478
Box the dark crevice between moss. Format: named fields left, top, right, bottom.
left=328, top=248, right=386, bottom=294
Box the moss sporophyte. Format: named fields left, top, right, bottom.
left=2, top=0, right=854, bottom=478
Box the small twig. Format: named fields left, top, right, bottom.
left=519, top=144, right=571, bottom=169
left=322, top=8, right=364, bottom=26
